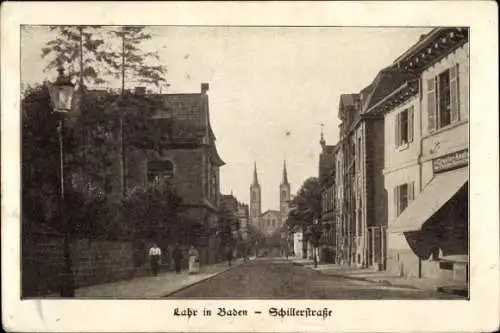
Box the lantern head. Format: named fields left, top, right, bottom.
left=48, top=68, right=75, bottom=113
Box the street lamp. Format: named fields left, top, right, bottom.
left=48, top=68, right=76, bottom=297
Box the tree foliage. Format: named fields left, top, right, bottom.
left=286, top=177, right=322, bottom=230
left=217, top=198, right=240, bottom=248
left=41, top=26, right=168, bottom=90
left=121, top=182, right=182, bottom=242
left=108, top=26, right=168, bottom=90
left=246, top=223, right=266, bottom=246
left=21, top=84, right=110, bottom=235
left=41, top=26, right=111, bottom=86
left=21, top=84, right=181, bottom=240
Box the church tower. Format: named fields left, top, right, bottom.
left=250, top=162, right=261, bottom=228
left=279, top=160, right=291, bottom=226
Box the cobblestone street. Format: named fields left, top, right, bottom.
left=167, top=258, right=462, bottom=299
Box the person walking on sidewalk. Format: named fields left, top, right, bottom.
left=227, top=245, right=233, bottom=266
left=172, top=243, right=182, bottom=274
left=188, top=245, right=200, bottom=275
left=148, top=243, right=162, bottom=276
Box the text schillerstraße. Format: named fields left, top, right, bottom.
left=269, top=307, right=333, bottom=319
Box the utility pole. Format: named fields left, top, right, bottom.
left=120, top=31, right=126, bottom=198
left=79, top=26, right=84, bottom=90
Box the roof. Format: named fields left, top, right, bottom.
left=340, top=93, right=357, bottom=107
left=324, top=145, right=336, bottom=155
left=152, top=93, right=207, bottom=141
left=338, top=93, right=360, bottom=120
left=361, top=66, right=409, bottom=114
left=261, top=210, right=281, bottom=217
left=393, top=28, right=439, bottom=65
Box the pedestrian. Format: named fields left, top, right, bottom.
left=188, top=245, right=200, bottom=275
left=172, top=243, right=182, bottom=274
left=148, top=243, right=162, bottom=276
left=227, top=245, right=233, bottom=266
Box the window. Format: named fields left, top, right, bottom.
left=357, top=137, right=361, bottom=158
left=427, top=64, right=460, bottom=132
left=357, top=137, right=361, bottom=170
left=394, top=182, right=414, bottom=216
left=395, top=107, right=414, bottom=148
left=147, top=160, right=174, bottom=185
left=281, top=190, right=287, bottom=201
left=211, top=170, right=217, bottom=202
left=357, top=208, right=362, bottom=236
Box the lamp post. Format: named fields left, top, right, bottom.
left=48, top=68, right=76, bottom=297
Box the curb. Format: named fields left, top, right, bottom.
left=436, top=286, right=469, bottom=297
left=290, top=259, right=426, bottom=292
left=162, top=259, right=251, bottom=297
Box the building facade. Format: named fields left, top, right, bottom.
left=371, top=28, right=469, bottom=283
left=237, top=202, right=249, bottom=239
left=124, top=83, right=225, bottom=264
left=318, top=130, right=336, bottom=263
left=334, top=71, right=393, bottom=269
left=260, top=210, right=282, bottom=236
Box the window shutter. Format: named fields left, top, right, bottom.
left=450, top=64, right=460, bottom=123
left=408, top=182, right=415, bottom=201
left=394, top=186, right=400, bottom=216
left=394, top=113, right=400, bottom=148
left=427, top=78, right=436, bottom=132
left=408, top=106, right=414, bottom=143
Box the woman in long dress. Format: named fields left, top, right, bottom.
left=188, top=245, right=200, bottom=274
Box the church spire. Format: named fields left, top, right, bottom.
left=253, top=161, right=259, bottom=186
left=320, top=122, right=326, bottom=148
left=282, top=160, right=289, bottom=185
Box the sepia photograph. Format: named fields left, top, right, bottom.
left=2, top=2, right=498, bottom=333
left=19, top=24, right=470, bottom=301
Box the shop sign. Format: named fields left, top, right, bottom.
left=433, top=149, right=468, bottom=173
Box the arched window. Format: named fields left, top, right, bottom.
left=147, top=159, right=174, bottom=185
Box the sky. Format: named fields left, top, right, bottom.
left=21, top=26, right=431, bottom=212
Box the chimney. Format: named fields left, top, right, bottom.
left=135, top=87, right=146, bottom=95
left=201, top=83, right=209, bottom=94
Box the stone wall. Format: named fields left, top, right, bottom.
left=22, top=232, right=138, bottom=297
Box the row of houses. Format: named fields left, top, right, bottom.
left=318, top=27, right=469, bottom=285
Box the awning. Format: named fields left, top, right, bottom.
left=389, top=167, right=468, bottom=233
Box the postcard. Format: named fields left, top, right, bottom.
left=1, top=1, right=499, bottom=332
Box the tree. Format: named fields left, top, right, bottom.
left=41, top=26, right=112, bottom=87
left=286, top=177, right=323, bottom=260
left=246, top=223, right=266, bottom=255
left=107, top=26, right=168, bottom=92
left=21, top=84, right=108, bottom=236
left=121, top=181, right=182, bottom=242
left=101, top=26, right=169, bottom=197
left=217, top=199, right=240, bottom=250
left=287, top=177, right=322, bottom=229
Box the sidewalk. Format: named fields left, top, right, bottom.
left=48, top=257, right=254, bottom=298
left=290, top=258, right=468, bottom=297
